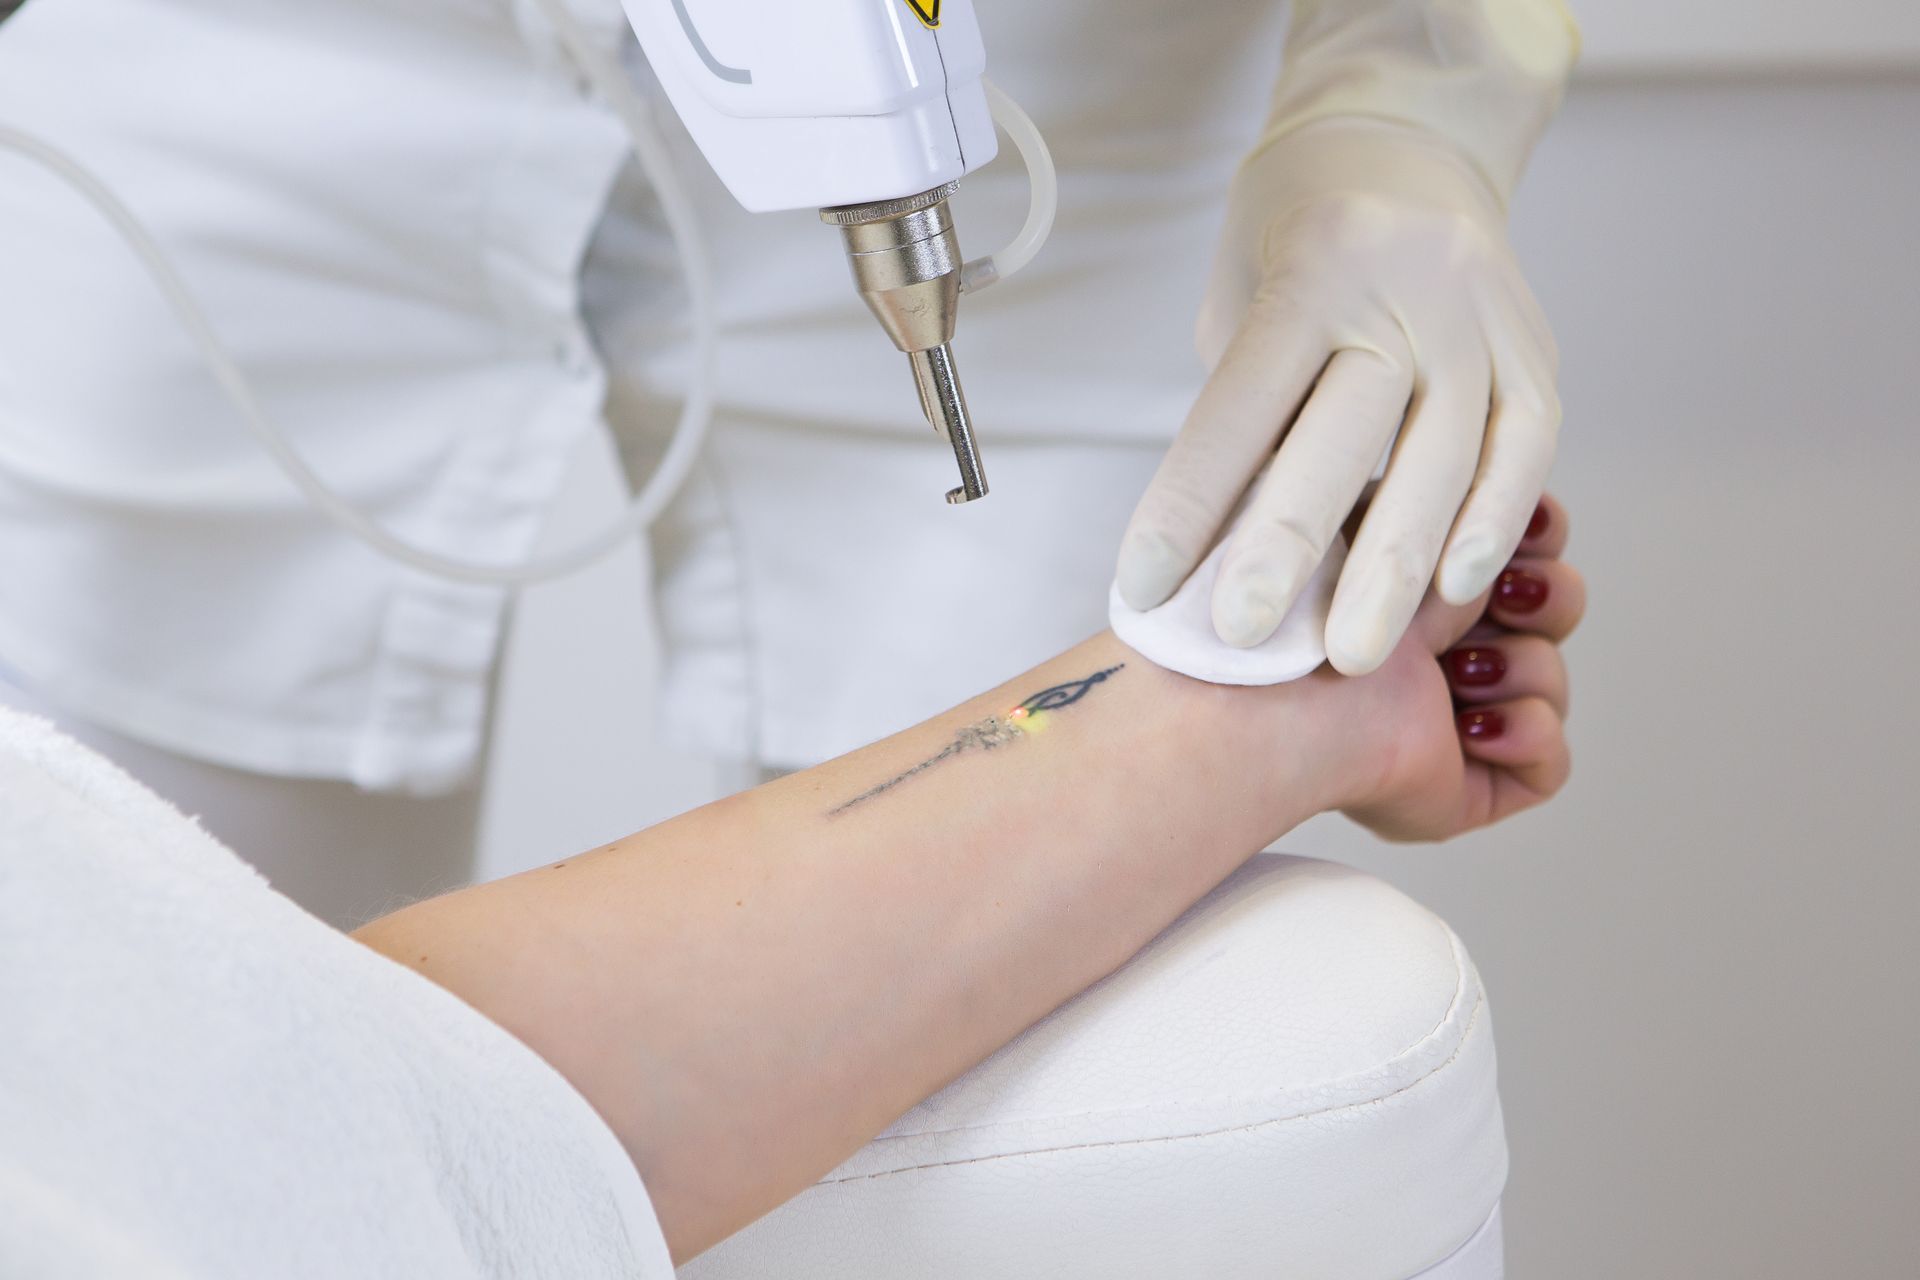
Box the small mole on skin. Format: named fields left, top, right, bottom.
left=552, top=862, right=567, bottom=870
left=735, top=900, right=743, bottom=907
left=417, top=955, right=428, bottom=965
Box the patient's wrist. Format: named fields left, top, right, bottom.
left=1109, top=632, right=1357, bottom=836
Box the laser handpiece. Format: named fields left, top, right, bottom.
left=615, top=0, right=1055, bottom=508
left=822, top=184, right=986, bottom=503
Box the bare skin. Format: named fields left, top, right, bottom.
left=355, top=496, right=1582, bottom=1262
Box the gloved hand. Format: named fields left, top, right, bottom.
left=1116, top=117, right=1559, bottom=675
left=1115, top=0, right=1579, bottom=675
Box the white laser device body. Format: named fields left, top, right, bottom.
left=621, top=0, right=1011, bottom=503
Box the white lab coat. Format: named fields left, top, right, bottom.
left=0, top=0, right=1567, bottom=785
left=0, top=0, right=634, bottom=791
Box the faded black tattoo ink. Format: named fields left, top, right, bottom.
left=828, top=665, right=1125, bottom=816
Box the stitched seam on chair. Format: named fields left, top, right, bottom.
left=859, top=920, right=1474, bottom=1149
left=1397, top=923, right=1472, bottom=1067
left=822, top=985, right=1487, bottom=1186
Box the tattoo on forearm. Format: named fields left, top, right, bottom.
left=828, top=665, right=1125, bottom=816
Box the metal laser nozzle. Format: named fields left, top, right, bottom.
left=821, top=182, right=988, bottom=504
left=910, top=343, right=987, bottom=503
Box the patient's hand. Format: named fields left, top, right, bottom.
left=1311, top=493, right=1583, bottom=842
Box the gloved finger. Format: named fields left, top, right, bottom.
left=1210, top=346, right=1413, bottom=646
left=1443, top=634, right=1569, bottom=717
left=1338, top=478, right=1382, bottom=544
left=1485, top=555, right=1586, bottom=643
left=1117, top=298, right=1331, bottom=611
left=1455, top=695, right=1573, bottom=827
left=1434, top=329, right=1560, bottom=604
left=1326, top=350, right=1491, bottom=675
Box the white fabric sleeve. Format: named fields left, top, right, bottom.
left=0, top=705, right=673, bottom=1280
left=1261, top=0, right=1581, bottom=204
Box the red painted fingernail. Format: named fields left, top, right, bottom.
left=1495, top=568, right=1550, bottom=614
left=1525, top=502, right=1550, bottom=540
left=1458, top=708, right=1507, bottom=741
left=1446, top=646, right=1508, bottom=687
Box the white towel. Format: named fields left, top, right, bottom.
left=0, top=706, right=673, bottom=1279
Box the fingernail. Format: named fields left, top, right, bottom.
left=1525, top=502, right=1550, bottom=541
left=1495, top=567, right=1549, bottom=614
left=1445, top=646, right=1508, bottom=687
left=1458, top=708, right=1506, bottom=741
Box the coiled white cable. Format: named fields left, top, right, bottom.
left=0, top=19, right=1054, bottom=585
left=961, top=79, right=1057, bottom=295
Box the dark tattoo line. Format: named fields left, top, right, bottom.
left=1012, top=665, right=1124, bottom=714
left=827, top=665, right=1125, bottom=816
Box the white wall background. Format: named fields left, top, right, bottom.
left=482, top=43, right=1920, bottom=1280
left=1573, top=1, right=1920, bottom=73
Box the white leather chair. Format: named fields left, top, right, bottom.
left=686, top=855, right=1506, bottom=1280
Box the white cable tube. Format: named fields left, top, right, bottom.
left=0, top=0, right=716, bottom=587
left=960, top=79, right=1057, bottom=294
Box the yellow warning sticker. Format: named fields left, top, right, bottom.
left=905, top=0, right=940, bottom=28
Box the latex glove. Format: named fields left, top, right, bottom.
left=1118, top=119, right=1558, bottom=675
left=1116, top=0, right=1579, bottom=676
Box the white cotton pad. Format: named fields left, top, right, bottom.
left=1109, top=530, right=1345, bottom=687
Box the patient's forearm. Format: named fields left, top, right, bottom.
left=355, top=631, right=1347, bottom=1259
